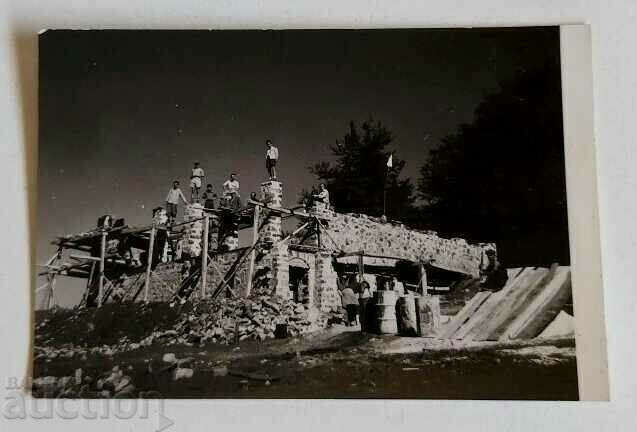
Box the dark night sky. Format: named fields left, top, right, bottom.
left=38, top=28, right=560, bottom=307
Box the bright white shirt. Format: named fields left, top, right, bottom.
left=266, top=146, right=279, bottom=160
left=166, top=188, right=188, bottom=204
left=223, top=179, right=240, bottom=195
left=317, top=188, right=329, bottom=205
left=191, top=167, right=205, bottom=178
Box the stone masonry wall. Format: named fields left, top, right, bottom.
left=318, top=211, right=492, bottom=278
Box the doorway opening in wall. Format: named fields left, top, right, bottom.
left=289, top=265, right=309, bottom=304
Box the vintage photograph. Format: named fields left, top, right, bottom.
left=34, top=28, right=580, bottom=399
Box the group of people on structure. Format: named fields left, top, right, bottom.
left=161, top=138, right=333, bottom=226
left=162, top=139, right=281, bottom=225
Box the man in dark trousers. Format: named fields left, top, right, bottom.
left=265, top=139, right=279, bottom=180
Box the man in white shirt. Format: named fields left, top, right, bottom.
left=314, top=183, right=330, bottom=207
left=265, top=139, right=279, bottom=180
left=222, top=173, right=240, bottom=204
left=220, top=173, right=242, bottom=216
left=190, top=162, right=205, bottom=202
left=165, top=180, right=189, bottom=225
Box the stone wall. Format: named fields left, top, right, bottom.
left=316, top=210, right=492, bottom=278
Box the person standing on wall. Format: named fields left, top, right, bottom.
left=313, top=183, right=330, bottom=208
left=265, top=139, right=279, bottom=180
left=190, top=162, right=205, bottom=202
left=165, top=180, right=189, bottom=226
left=222, top=173, right=240, bottom=206
left=202, top=184, right=217, bottom=210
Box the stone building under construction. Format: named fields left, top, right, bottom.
left=44, top=179, right=494, bottom=313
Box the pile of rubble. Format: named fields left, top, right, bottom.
left=139, top=294, right=338, bottom=347
left=34, top=293, right=344, bottom=361
left=31, top=365, right=144, bottom=399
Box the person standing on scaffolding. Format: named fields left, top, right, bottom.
left=202, top=183, right=217, bottom=210
left=313, top=183, right=330, bottom=208
left=265, top=139, right=279, bottom=180
left=222, top=173, right=240, bottom=207
left=190, top=161, right=205, bottom=202
left=165, top=180, right=189, bottom=226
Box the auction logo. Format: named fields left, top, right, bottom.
left=3, top=377, right=173, bottom=430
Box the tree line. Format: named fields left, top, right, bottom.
left=308, top=60, right=570, bottom=266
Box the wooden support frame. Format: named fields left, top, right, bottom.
left=201, top=214, right=209, bottom=297
left=97, top=229, right=107, bottom=307
left=245, top=205, right=260, bottom=297
left=144, top=226, right=156, bottom=303
left=419, top=262, right=428, bottom=296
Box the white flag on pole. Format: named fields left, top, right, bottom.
left=386, top=153, right=393, bottom=168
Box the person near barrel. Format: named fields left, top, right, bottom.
left=339, top=282, right=359, bottom=326
left=358, top=279, right=372, bottom=332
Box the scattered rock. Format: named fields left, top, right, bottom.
left=173, top=368, right=194, bottom=380
left=213, top=366, right=228, bottom=377
left=163, top=353, right=177, bottom=363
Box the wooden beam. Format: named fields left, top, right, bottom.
left=247, top=199, right=312, bottom=219
left=419, top=262, right=428, bottom=296
left=144, top=226, right=156, bottom=303
left=246, top=205, right=260, bottom=297
left=97, top=230, right=107, bottom=307
left=201, top=215, right=209, bottom=298
left=279, top=221, right=310, bottom=244
left=47, top=274, right=57, bottom=310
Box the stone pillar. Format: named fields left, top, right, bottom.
left=181, top=203, right=204, bottom=257
left=208, top=214, right=220, bottom=252
left=316, top=252, right=339, bottom=311
left=258, top=181, right=283, bottom=246
left=257, top=181, right=288, bottom=297
left=272, top=242, right=290, bottom=298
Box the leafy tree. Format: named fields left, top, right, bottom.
left=309, top=120, right=416, bottom=219
left=418, top=61, right=569, bottom=266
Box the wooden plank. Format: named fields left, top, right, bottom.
left=464, top=268, right=543, bottom=341
left=452, top=267, right=532, bottom=340
left=504, top=266, right=572, bottom=340
left=419, top=263, right=428, bottom=296
left=143, top=226, right=156, bottom=303
left=438, top=291, right=491, bottom=339
left=491, top=263, right=558, bottom=341
left=97, top=230, right=107, bottom=307
left=474, top=267, right=550, bottom=341
left=246, top=205, right=260, bottom=297
left=201, top=214, right=209, bottom=298
left=507, top=267, right=524, bottom=279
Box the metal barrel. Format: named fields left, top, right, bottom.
left=374, top=290, right=398, bottom=334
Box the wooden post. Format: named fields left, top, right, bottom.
left=97, top=229, right=107, bottom=307
left=246, top=205, right=260, bottom=297
left=316, top=218, right=321, bottom=250
left=47, top=274, right=57, bottom=309
left=419, top=262, right=428, bottom=296
left=357, top=252, right=364, bottom=281
left=144, top=226, right=156, bottom=303
left=201, top=215, right=209, bottom=298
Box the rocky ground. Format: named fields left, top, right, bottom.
left=33, top=297, right=579, bottom=400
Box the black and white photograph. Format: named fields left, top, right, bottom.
left=32, top=27, right=595, bottom=400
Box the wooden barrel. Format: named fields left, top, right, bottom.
left=374, top=290, right=398, bottom=334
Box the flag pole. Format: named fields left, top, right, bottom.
left=384, top=152, right=392, bottom=218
